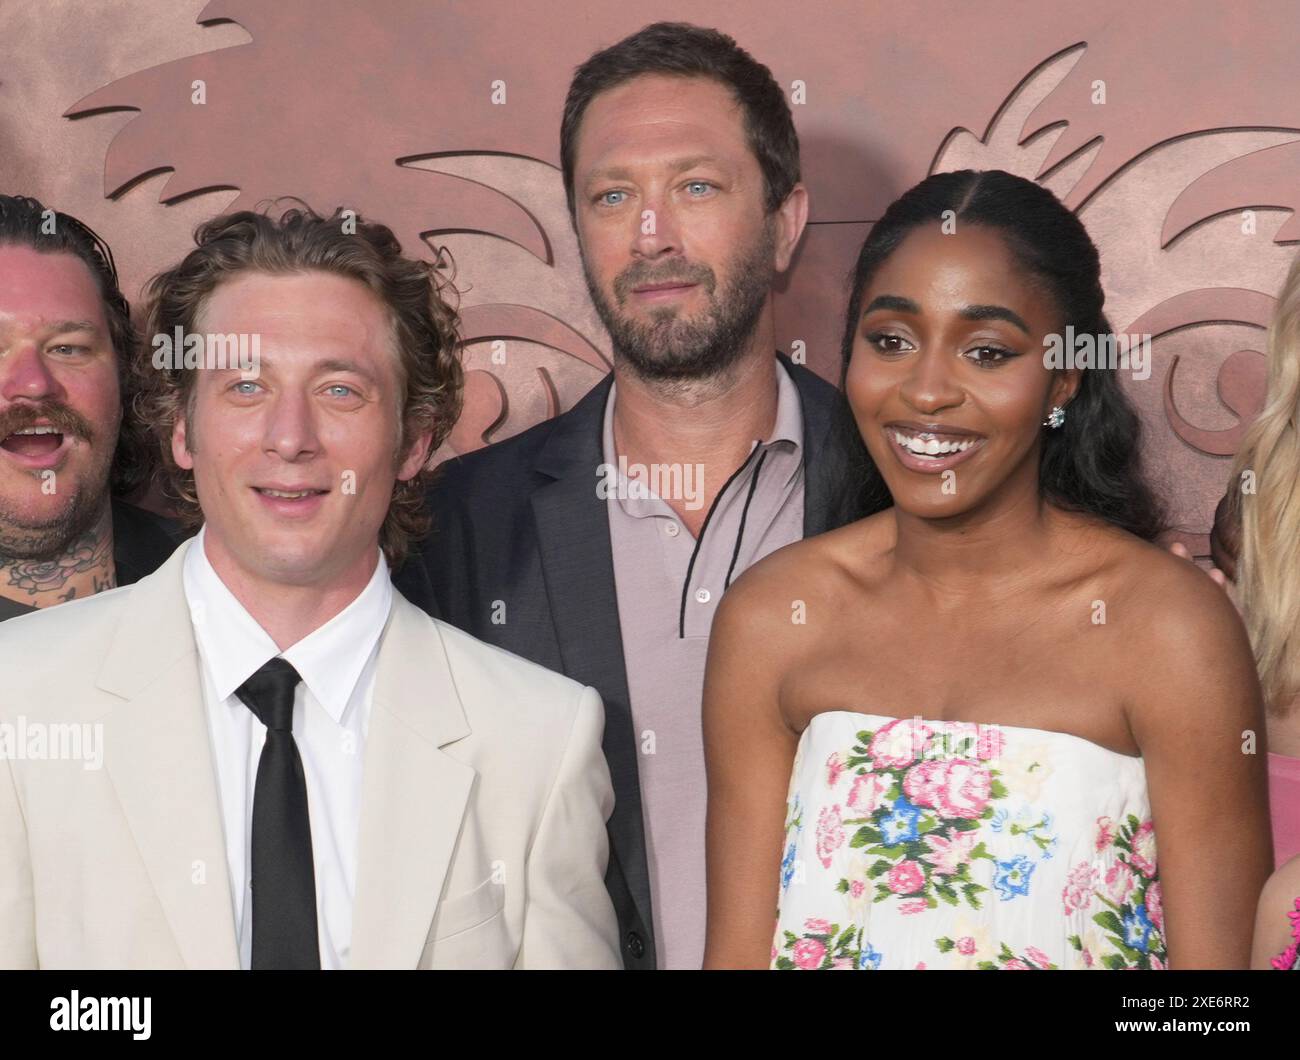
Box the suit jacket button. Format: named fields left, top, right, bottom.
left=626, top=931, right=645, bottom=959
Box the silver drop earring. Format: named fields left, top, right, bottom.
left=1044, top=405, right=1066, bottom=429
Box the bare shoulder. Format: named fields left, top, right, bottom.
left=1254, top=853, right=1300, bottom=967
left=1067, top=516, right=1263, bottom=741
left=714, top=511, right=895, bottom=635
left=1095, top=525, right=1250, bottom=659
left=706, top=511, right=896, bottom=697
left=1260, top=854, right=1300, bottom=911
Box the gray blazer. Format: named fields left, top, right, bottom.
left=393, top=352, right=856, bottom=968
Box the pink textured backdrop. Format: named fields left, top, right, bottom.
left=3, top=0, right=1298, bottom=555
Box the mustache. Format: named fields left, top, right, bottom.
left=613, top=260, right=717, bottom=303
left=0, top=402, right=96, bottom=444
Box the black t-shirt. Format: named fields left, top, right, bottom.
left=0, top=497, right=184, bottom=623
left=0, top=595, right=36, bottom=623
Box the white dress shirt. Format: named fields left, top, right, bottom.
left=182, top=526, right=393, bottom=969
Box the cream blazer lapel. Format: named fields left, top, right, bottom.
left=93, top=539, right=240, bottom=969
left=349, top=594, right=475, bottom=969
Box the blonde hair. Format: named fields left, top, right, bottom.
left=1230, top=250, right=1300, bottom=714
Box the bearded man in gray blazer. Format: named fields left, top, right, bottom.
left=392, top=22, right=856, bottom=969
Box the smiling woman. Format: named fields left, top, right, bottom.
left=832, top=170, right=1165, bottom=538
left=701, top=169, right=1274, bottom=971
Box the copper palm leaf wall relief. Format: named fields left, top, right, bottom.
left=3, top=0, right=1298, bottom=553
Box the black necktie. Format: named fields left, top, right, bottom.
left=234, top=657, right=321, bottom=969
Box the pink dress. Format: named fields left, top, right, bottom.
left=1270, top=895, right=1300, bottom=971
left=1269, top=753, right=1300, bottom=867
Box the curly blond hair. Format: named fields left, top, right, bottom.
left=132, top=202, right=463, bottom=568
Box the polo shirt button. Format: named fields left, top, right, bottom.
left=695, top=588, right=711, bottom=604
left=626, top=931, right=645, bottom=958
left=664, top=521, right=680, bottom=537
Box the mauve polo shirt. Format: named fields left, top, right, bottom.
left=602, top=359, right=806, bottom=969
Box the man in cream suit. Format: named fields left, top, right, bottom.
left=0, top=205, right=620, bottom=970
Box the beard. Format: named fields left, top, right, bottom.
left=0, top=399, right=113, bottom=560
left=0, top=475, right=107, bottom=560
left=583, top=219, right=777, bottom=383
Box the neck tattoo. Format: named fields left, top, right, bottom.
left=1, top=523, right=116, bottom=606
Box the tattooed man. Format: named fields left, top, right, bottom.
left=0, top=195, right=176, bottom=620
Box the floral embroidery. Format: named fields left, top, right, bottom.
left=1062, top=863, right=1098, bottom=914
left=823, top=721, right=1057, bottom=912
left=935, top=937, right=1058, bottom=969
left=1062, top=813, right=1166, bottom=970
left=879, top=797, right=924, bottom=844
left=773, top=917, right=881, bottom=970
left=847, top=771, right=892, bottom=814
left=993, top=855, right=1035, bottom=900
left=815, top=804, right=845, bottom=867
left=991, top=808, right=1058, bottom=860
left=1129, top=820, right=1158, bottom=878
left=902, top=758, right=992, bottom=819
left=887, top=860, right=925, bottom=894
left=772, top=714, right=1158, bottom=971
left=780, top=793, right=804, bottom=892
left=922, top=831, right=979, bottom=875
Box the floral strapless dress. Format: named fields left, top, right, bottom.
left=771, top=712, right=1166, bottom=970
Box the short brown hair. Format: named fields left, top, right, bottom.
left=560, top=22, right=801, bottom=220
left=132, top=203, right=463, bottom=567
